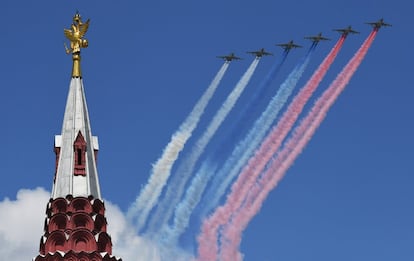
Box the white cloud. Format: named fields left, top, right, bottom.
left=0, top=188, right=194, bottom=261
left=105, top=201, right=163, bottom=260
left=0, top=187, right=49, bottom=260
left=106, top=201, right=194, bottom=260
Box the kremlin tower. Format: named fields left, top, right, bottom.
left=34, top=12, right=122, bottom=261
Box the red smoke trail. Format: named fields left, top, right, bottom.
left=220, top=30, right=377, bottom=261
left=196, top=36, right=347, bottom=261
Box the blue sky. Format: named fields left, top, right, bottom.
left=0, top=0, right=413, bottom=260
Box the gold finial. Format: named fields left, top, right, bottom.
left=64, top=11, right=90, bottom=78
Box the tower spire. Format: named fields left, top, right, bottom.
left=34, top=12, right=122, bottom=261
left=51, top=77, right=101, bottom=199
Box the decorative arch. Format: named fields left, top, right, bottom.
left=51, top=198, right=68, bottom=214
left=44, top=230, right=67, bottom=253
left=68, top=229, right=97, bottom=252
left=92, top=199, right=105, bottom=215
left=94, top=214, right=107, bottom=232
left=48, top=213, right=68, bottom=232
left=70, top=212, right=94, bottom=230
left=69, top=197, right=92, bottom=213
left=97, top=232, right=112, bottom=254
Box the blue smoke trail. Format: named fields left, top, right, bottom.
left=200, top=44, right=317, bottom=219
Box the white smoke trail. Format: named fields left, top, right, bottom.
left=127, top=62, right=230, bottom=231
left=148, top=58, right=261, bottom=235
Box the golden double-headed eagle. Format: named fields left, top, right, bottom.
left=64, top=12, right=90, bottom=54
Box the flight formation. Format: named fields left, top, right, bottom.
left=218, top=19, right=390, bottom=62
left=127, top=18, right=390, bottom=261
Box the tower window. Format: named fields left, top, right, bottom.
left=77, top=148, right=82, bottom=165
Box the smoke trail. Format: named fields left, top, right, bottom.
left=220, top=31, right=377, bottom=261
left=213, top=51, right=289, bottom=160
left=164, top=51, right=289, bottom=242
left=127, top=62, right=230, bottom=231
left=196, top=48, right=317, bottom=260
left=197, top=37, right=347, bottom=260
left=216, top=37, right=344, bottom=227
left=148, top=58, right=260, bottom=235
left=200, top=45, right=316, bottom=219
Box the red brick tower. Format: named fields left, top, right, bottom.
left=34, top=12, right=122, bottom=261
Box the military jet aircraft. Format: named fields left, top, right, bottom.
left=276, top=40, right=302, bottom=51
left=365, top=18, right=392, bottom=29
left=217, top=53, right=242, bottom=62
left=333, top=26, right=360, bottom=36
left=304, top=33, right=330, bottom=43
left=246, top=48, right=273, bottom=57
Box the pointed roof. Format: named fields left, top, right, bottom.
left=52, top=77, right=101, bottom=199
